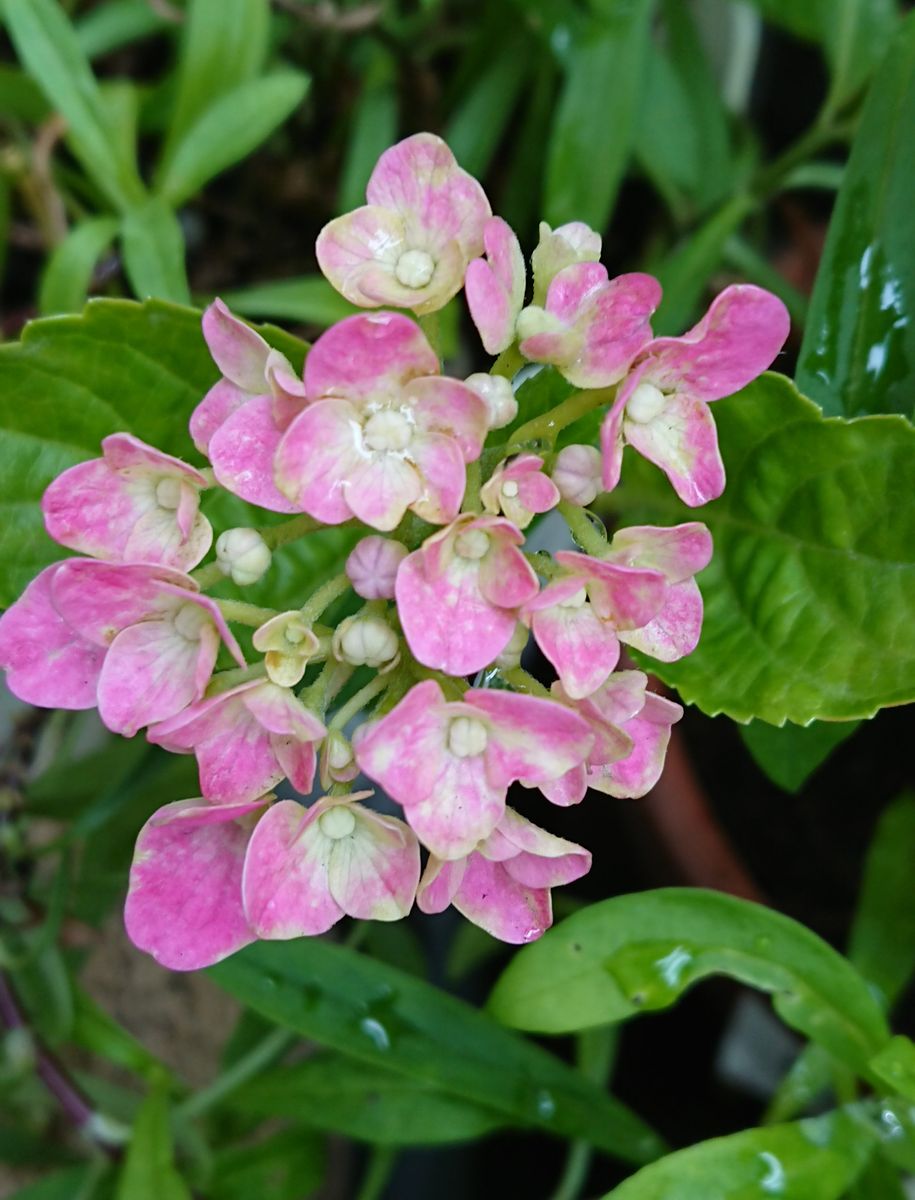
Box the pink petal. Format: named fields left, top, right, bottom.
left=271, top=736, right=318, bottom=795
left=537, top=765, right=588, bottom=807
left=477, top=538, right=539, bottom=609
left=465, top=257, right=515, bottom=355
left=354, top=680, right=449, bottom=805
left=345, top=453, right=421, bottom=531
left=304, top=311, right=439, bottom=403
left=366, top=132, right=490, bottom=258
left=325, top=804, right=420, bottom=921
left=242, top=799, right=341, bottom=937
left=624, top=391, right=726, bottom=506
left=643, top=284, right=790, bottom=403
left=274, top=399, right=361, bottom=523
left=608, top=522, right=713, bottom=582
left=190, top=379, right=248, bottom=455
left=600, top=377, right=633, bottom=492
left=0, top=564, right=105, bottom=709
left=409, top=434, right=466, bottom=527
left=209, top=396, right=299, bottom=513
left=50, top=561, right=195, bottom=646
left=619, top=578, right=704, bottom=662
left=408, top=377, right=489, bottom=461
left=466, top=689, right=593, bottom=786
left=530, top=601, right=620, bottom=699
left=100, top=434, right=207, bottom=483
left=203, top=298, right=270, bottom=393
left=590, top=693, right=683, bottom=798
left=555, top=551, right=666, bottom=630
left=125, top=798, right=261, bottom=970
left=416, top=855, right=466, bottom=914
left=243, top=682, right=327, bottom=742
left=315, top=206, right=410, bottom=309
left=408, top=751, right=505, bottom=859
left=452, top=854, right=553, bottom=944
left=490, top=808, right=591, bottom=888
left=395, top=546, right=519, bottom=674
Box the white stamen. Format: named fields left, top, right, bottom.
left=363, top=409, right=413, bottom=452
left=319, top=806, right=356, bottom=840
left=447, top=716, right=488, bottom=758
left=455, top=529, right=490, bottom=560
left=626, top=382, right=668, bottom=424
left=394, top=248, right=435, bottom=288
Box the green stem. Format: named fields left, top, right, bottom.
left=526, top=550, right=561, bottom=579
left=355, top=1147, right=396, bottom=1200
left=213, top=598, right=278, bottom=627
left=329, top=673, right=389, bottom=731
left=507, top=387, right=615, bottom=453
left=300, top=573, right=351, bottom=623
left=491, top=343, right=524, bottom=380
left=461, top=459, right=482, bottom=513
left=258, top=513, right=324, bottom=550
left=205, top=662, right=267, bottom=697
left=190, top=561, right=225, bottom=588
left=501, top=666, right=549, bottom=698
left=559, top=500, right=607, bottom=557
left=174, top=1028, right=295, bottom=1122
left=410, top=663, right=469, bottom=700
left=301, top=660, right=354, bottom=715
left=550, top=1027, right=618, bottom=1200
left=419, top=310, right=442, bottom=358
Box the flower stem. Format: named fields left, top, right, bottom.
left=507, top=386, right=615, bottom=453
left=174, top=1028, right=295, bottom=1122
left=300, top=572, right=351, bottom=624
left=329, top=673, right=389, bottom=731
left=190, top=561, right=226, bottom=588
left=259, top=512, right=324, bottom=550
left=491, top=343, right=524, bottom=380
left=355, top=1147, right=397, bottom=1200
left=501, top=666, right=550, bottom=698
left=213, top=598, right=279, bottom=627
left=549, top=1027, right=618, bottom=1200
left=559, top=500, right=607, bottom=557
left=461, top=460, right=482, bottom=513
left=205, top=662, right=267, bottom=697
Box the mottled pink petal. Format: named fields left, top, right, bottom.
left=465, top=217, right=525, bottom=354
left=607, top=522, right=713, bottom=582
left=537, top=765, right=588, bottom=807
left=416, top=855, right=466, bottom=914
left=530, top=595, right=620, bottom=699
left=208, top=396, right=298, bottom=514
left=203, top=299, right=271, bottom=393
left=451, top=854, right=553, bottom=944
left=325, top=804, right=420, bottom=921
left=491, top=808, right=591, bottom=888
left=644, top=284, right=790, bottom=402
left=315, top=206, right=408, bottom=309
left=271, top=737, right=318, bottom=795
left=0, top=564, right=105, bottom=709
left=274, top=399, right=361, bottom=523
left=50, top=560, right=195, bottom=646
left=190, top=379, right=248, bottom=455
left=477, top=536, right=539, bottom=609
left=408, top=433, right=466, bottom=526
left=555, top=551, right=666, bottom=630
left=589, top=693, right=682, bottom=798
left=409, top=752, right=505, bottom=859
left=619, top=578, right=704, bottom=661
left=304, top=312, right=439, bottom=403
left=355, top=681, right=449, bottom=804
left=625, top=390, right=726, bottom=506
left=366, top=133, right=490, bottom=258
left=408, top=377, right=488, bottom=460
left=125, top=797, right=263, bottom=970
left=466, top=689, right=593, bottom=786
left=346, top=452, right=422, bottom=531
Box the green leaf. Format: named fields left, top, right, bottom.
left=75, top=0, right=171, bottom=60
left=217, top=277, right=358, bottom=327
left=544, top=3, right=654, bottom=229
left=847, top=791, right=915, bottom=1007
left=338, top=48, right=398, bottom=214
left=0, top=64, right=49, bottom=123
left=157, top=0, right=269, bottom=173
left=613, top=373, right=915, bottom=724
left=602, top=1111, right=872, bottom=1199
left=444, top=34, right=529, bottom=179
left=157, top=71, right=310, bottom=206
left=848, top=1154, right=907, bottom=1200
left=822, top=0, right=899, bottom=112
left=38, top=217, right=120, bottom=315
left=116, top=1085, right=191, bottom=1200
left=488, top=889, right=890, bottom=1078
left=2, top=0, right=145, bottom=211
left=6, top=1167, right=102, bottom=1200
left=11, top=946, right=73, bottom=1046
left=120, top=199, right=190, bottom=303
left=233, top=1055, right=506, bottom=1144
left=796, top=14, right=915, bottom=419
left=208, top=1128, right=324, bottom=1200
left=208, top=939, right=666, bottom=1164
left=869, top=1036, right=915, bottom=1102
left=739, top=719, right=861, bottom=793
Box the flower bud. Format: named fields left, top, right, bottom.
left=494, top=622, right=529, bottom=669
left=216, top=527, right=272, bottom=586
left=333, top=614, right=400, bottom=669
left=253, top=610, right=319, bottom=686
left=552, top=444, right=603, bottom=506
left=320, top=729, right=359, bottom=790
left=346, top=536, right=408, bottom=600
left=465, top=373, right=518, bottom=430
left=531, top=220, right=602, bottom=304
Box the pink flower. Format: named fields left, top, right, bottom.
left=517, top=263, right=661, bottom=388
left=316, top=133, right=491, bottom=315
left=49, top=560, right=245, bottom=736
left=522, top=551, right=667, bottom=700
left=42, top=434, right=212, bottom=571
left=480, top=454, right=560, bottom=529
left=0, top=563, right=107, bottom=710
left=355, top=680, right=593, bottom=859
left=148, top=679, right=327, bottom=805
left=539, top=673, right=683, bottom=805
left=530, top=221, right=602, bottom=304
left=125, top=796, right=266, bottom=970
left=605, top=523, right=712, bottom=662
left=465, top=217, right=526, bottom=354
left=601, top=285, right=791, bottom=506
left=242, top=793, right=421, bottom=937
left=346, top=536, right=408, bottom=600
left=191, top=299, right=308, bottom=513
left=274, top=313, right=488, bottom=531
left=395, top=514, right=539, bottom=675
left=417, top=807, right=591, bottom=943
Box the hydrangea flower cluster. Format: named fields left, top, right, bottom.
left=0, top=134, right=789, bottom=970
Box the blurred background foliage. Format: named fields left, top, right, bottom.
left=1, top=1, right=914, bottom=1198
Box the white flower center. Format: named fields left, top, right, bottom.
left=626, top=382, right=668, bottom=424
left=447, top=716, right=488, bottom=758
left=502, top=480, right=520, bottom=498
left=394, top=248, right=435, bottom=288
left=454, top=529, right=490, bottom=560
left=338, top=615, right=398, bottom=666
left=155, top=477, right=182, bottom=510
left=318, top=806, right=356, bottom=840
left=363, top=409, right=413, bottom=452
left=173, top=602, right=208, bottom=640
left=559, top=586, right=588, bottom=610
